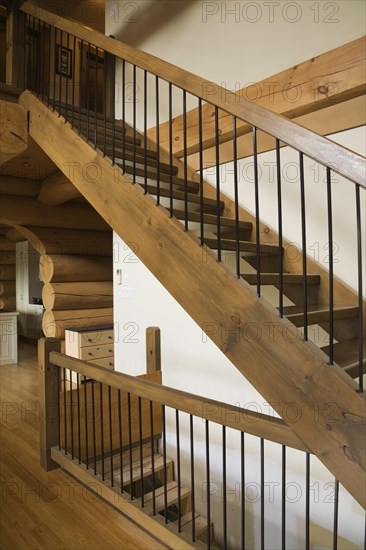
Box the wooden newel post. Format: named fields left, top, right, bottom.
left=38, top=337, right=61, bottom=471
left=146, top=327, right=161, bottom=373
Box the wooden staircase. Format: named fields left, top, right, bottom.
left=21, top=90, right=365, bottom=508
left=93, top=444, right=213, bottom=547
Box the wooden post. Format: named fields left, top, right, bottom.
left=38, top=337, right=61, bottom=471
left=5, top=1, right=25, bottom=90
left=146, top=327, right=161, bottom=373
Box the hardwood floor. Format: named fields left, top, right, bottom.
left=0, top=338, right=164, bottom=550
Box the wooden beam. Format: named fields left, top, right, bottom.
left=38, top=338, right=62, bottom=471
left=42, top=281, right=113, bottom=310
left=148, top=37, right=366, bottom=158
left=0, top=195, right=111, bottom=230
left=0, top=265, right=15, bottom=279
left=146, top=327, right=161, bottom=373
left=19, top=5, right=366, bottom=186
left=38, top=171, right=82, bottom=206
left=40, top=254, right=113, bottom=283
left=0, top=101, right=28, bottom=166
left=0, top=176, right=42, bottom=197
left=187, top=95, right=366, bottom=170
left=0, top=296, right=16, bottom=310
left=23, top=91, right=366, bottom=506
left=13, top=226, right=113, bottom=256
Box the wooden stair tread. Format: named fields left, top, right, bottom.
left=321, top=338, right=366, bottom=378
left=97, top=453, right=173, bottom=486
left=282, top=305, right=359, bottom=327
left=180, top=512, right=210, bottom=538
left=114, top=152, right=178, bottom=176
left=204, top=236, right=280, bottom=254
left=241, top=273, right=321, bottom=285
left=173, top=209, right=252, bottom=231
left=144, top=481, right=191, bottom=513
left=122, top=165, right=199, bottom=192
left=139, top=183, right=224, bottom=211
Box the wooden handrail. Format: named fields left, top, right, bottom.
left=20, top=2, right=365, bottom=188
left=49, top=351, right=310, bottom=453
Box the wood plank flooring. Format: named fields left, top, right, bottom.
left=0, top=338, right=164, bottom=550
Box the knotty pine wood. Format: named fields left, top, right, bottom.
left=23, top=91, right=366, bottom=506
left=148, top=37, right=366, bottom=157
left=0, top=339, right=164, bottom=550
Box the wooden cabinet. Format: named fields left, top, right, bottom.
left=16, top=241, right=43, bottom=339
left=0, top=311, right=19, bottom=365
left=65, top=326, right=115, bottom=381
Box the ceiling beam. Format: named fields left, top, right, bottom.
left=0, top=175, right=42, bottom=197
left=147, top=37, right=366, bottom=161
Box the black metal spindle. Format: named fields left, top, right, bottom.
left=111, top=55, right=116, bottom=164
left=53, top=27, right=57, bottom=111
left=183, top=90, right=188, bottom=230
left=100, top=382, right=105, bottom=480
left=333, top=480, right=339, bottom=550
left=253, top=127, right=261, bottom=297
left=222, top=425, right=227, bottom=550
left=91, top=380, right=97, bottom=475
left=76, top=373, right=81, bottom=464
left=327, top=167, right=334, bottom=364
left=132, top=64, right=136, bottom=182
left=63, top=368, right=67, bottom=454
left=143, top=70, right=148, bottom=193
left=127, top=392, right=133, bottom=499
left=300, top=152, right=308, bottom=340
left=199, top=98, right=204, bottom=246
left=206, top=420, right=211, bottom=549
left=176, top=410, right=182, bottom=533
left=71, top=35, right=76, bottom=128
left=32, top=16, right=36, bottom=93
left=94, top=46, right=98, bottom=148
left=118, top=389, right=124, bottom=492
left=108, top=386, right=114, bottom=487
left=122, top=59, right=126, bottom=172
left=169, top=83, right=173, bottom=216
left=24, top=15, right=27, bottom=91
left=57, top=366, right=61, bottom=451
left=260, top=438, right=265, bottom=550
left=84, top=375, right=89, bottom=469
left=155, top=76, right=160, bottom=204
left=86, top=42, right=91, bottom=141
left=233, top=116, right=240, bottom=279
left=78, top=40, right=83, bottom=134
left=64, top=32, right=70, bottom=124
left=241, top=432, right=245, bottom=550
left=69, top=369, right=74, bottom=459
left=190, top=414, right=196, bottom=542
left=355, top=185, right=364, bottom=392
left=138, top=396, right=144, bottom=507
left=162, top=405, right=168, bottom=523
left=150, top=400, right=156, bottom=515
left=276, top=140, right=284, bottom=317
left=282, top=445, right=286, bottom=550
left=305, top=452, right=310, bottom=550
left=58, top=30, right=63, bottom=116
left=102, top=50, right=107, bottom=156
left=39, top=19, right=44, bottom=102
left=215, top=107, right=222, bottom=262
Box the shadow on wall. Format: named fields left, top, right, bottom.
left=109, top=0, right=197, bottom=47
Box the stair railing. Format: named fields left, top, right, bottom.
left=39, top=335, right=365, bottom=549
left=18, top=1, right=365, bottom=394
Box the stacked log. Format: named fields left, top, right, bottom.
left=0, top=235, right=16, bottom=310
left=32, top=228, right=115, bottom=339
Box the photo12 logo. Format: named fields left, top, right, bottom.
left=202, top=2, right=340, bottom=24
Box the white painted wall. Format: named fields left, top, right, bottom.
left=107, top=2, right=365, bottom=547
